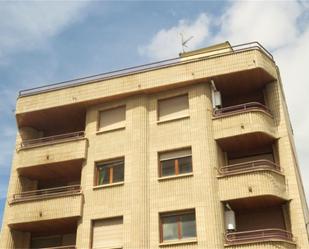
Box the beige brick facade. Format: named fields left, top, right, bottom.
left=0, top=42, right=308, bottom=249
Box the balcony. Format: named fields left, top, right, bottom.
left=225, top=229, right=294, bottom=245
left=217, top=134, right=287, bottom=201
left=218, top=159, right=280, bottom=176
left=9, top=217, right=78, bottom=249
left=218, top=166, right=286, bottom=201
left=223, top=197, right=295, bottom=248
left=213, top=102, right=271, bottom=117
left=211, top=65, right=278, bottom=139
left=17, top=131, right=87, bottom=168
left=8, top=185, right=82, bottom=225
left=9, top=154, right=82, bottom=225
left=20, top=131, right=85, bottom=149
left=10, top=185, right=81, bottom=204
left=213, top=103, right=276, bottom=140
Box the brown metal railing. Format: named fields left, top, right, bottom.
left=20, top=131, right=85, bottom=149
left=19, top=42, right=273, bottom=97
left=219, top=159, right=281, bottom=176
left=11, top=185, right=81, bottom=203
left=213, top=102, right=272, bottom=116
left=40, top=246, right=76, bottom=249
left=225, top=229, right=294, bottom=244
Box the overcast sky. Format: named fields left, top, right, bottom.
left=0, top=1, right=308, bottom=225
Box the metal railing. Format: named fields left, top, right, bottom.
left=219, top=159, right=281, bottom=176
left=40, top=246, right=76, bottom=249
left=18, top=42, right=273, bottom=97
left=225, top=229, right=294, bottom=244
left=11, top=185, right=81, bottom=203
left=20, top=131, right=85, bottom=149
left=213, top=102, right=272, bottom=116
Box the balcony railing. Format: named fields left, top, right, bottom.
left=20, top=131, right=85, bottom=149
left=213, top=102, right=272, bottom=117
left=11, top=185, right=81, bottom=203
left=225, top=229, right=294, bottom=245
left=219, top=159, right=281, bottom=176
left=40, top=246, right=76, bottom=249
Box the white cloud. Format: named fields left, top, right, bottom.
left=138, top=13, right=211, bottom=60
left=273, top=28, right=309, bottom=191
left=213, top=1, right=302, bottom=49
left=140, top=1, right=309, bottom=199
left=300, top=0, right=309, bottom=8
left=0, top=1, right=89, bottom=60
left=0, top=1, right=90, bottom=207
left=274, top=29, right=309, bottom=124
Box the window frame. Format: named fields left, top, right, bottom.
left=159, top=209, right=197, bottom=243
left=158, top=147, right=193, bottom=178
left=95, top=157, right=125, bottom=186
left=97, top=105, right=126, bottom=133
left=157, top=94, right=189, bottom=122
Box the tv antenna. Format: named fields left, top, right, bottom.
left=180, top=33, right=194, bottom=52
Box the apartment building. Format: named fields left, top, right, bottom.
left=0, top=41, right=308, bottom=249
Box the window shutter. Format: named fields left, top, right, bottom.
left=160, top=148, right=192, bottom=161
left=99, top=106, right=126, bottom=131
left=92, top=217, right=123, bottom=249
left=158, top=95, right=189, bottom=121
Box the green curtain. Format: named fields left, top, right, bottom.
left=98, top=167, right=106, bottom=185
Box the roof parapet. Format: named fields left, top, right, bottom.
left=18, top=42, right=273, bottom=98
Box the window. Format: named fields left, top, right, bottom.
left=158, top=94, right=189, bottom=122
left=98, top=106, right=126, bottom=131
left=96, top=158, right=124, bottom=186
left=160, top=210, right=197, bottom=243
left=159, top=148, right=192, bottom=177
left=31, top=235, right=62, bottom=249
left=31, top=234, right=76, bottom=249
left=92, top=217, right=123, bottom=249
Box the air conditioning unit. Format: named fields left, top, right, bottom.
left=214, top=91, right=222, bottom=108
left=225, top=210, right=236, bottom=231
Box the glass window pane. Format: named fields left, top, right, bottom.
left=179, top=156, right=192, bottom=174
left=113, top=164, right=124, bottom=182
left=181, top=213, right=196, bottom=239
left=97, top=159, right=124, bottom=185
left=98, top=167, right=110, bottom=185
left=161, top=159, right=175, bottom=177
left=162, top=216, right=178, bottom=241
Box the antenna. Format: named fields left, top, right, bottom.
left=179, top=33, right=194, bottom=53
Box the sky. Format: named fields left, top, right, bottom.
left=0, top=0, right=309, bottom=226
